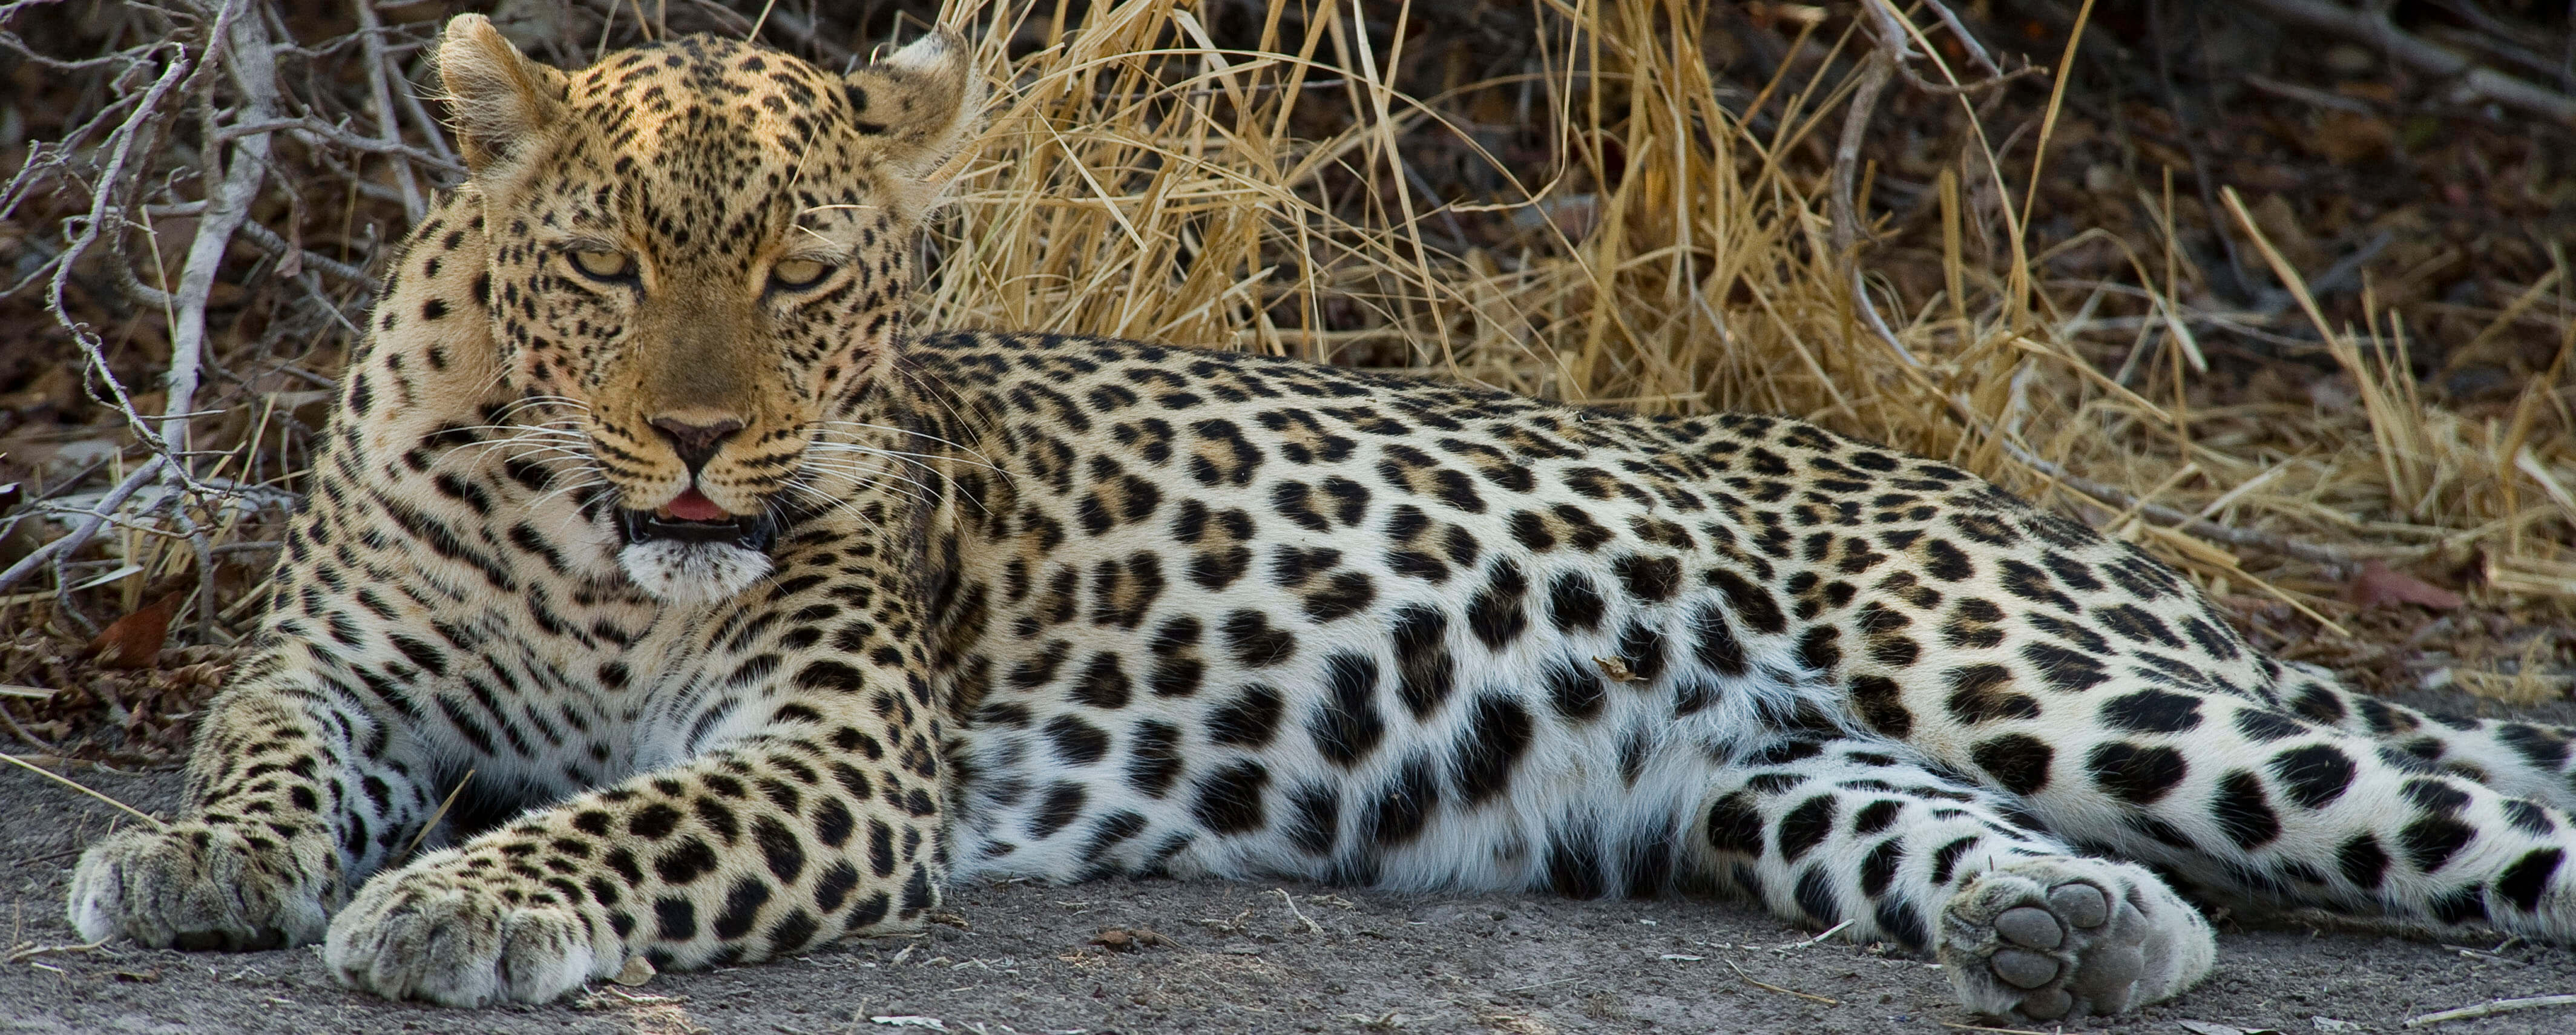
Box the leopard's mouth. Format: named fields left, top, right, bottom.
left=614, top=487, right=778, bottom=553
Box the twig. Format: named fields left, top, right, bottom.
left=393, top=769, right=475, bottom=866
left=2242, top=73, right=2379, bottom=114
left=1722, top=958, right=1838, bottom=1005
left=234, top=220, right=374, bottom=287
left=378, top=19, right=456, bottom=166
left=0, top=754, right=166, bottom=831
left=2003, top=444, right=2365, bottom=567
left=0, top=457, right=168, bottom=596
left=1790, top=918, right=1855, bottom=947
left=5, top=939, right=111, bottom=964
left=45, top=44, right=201, bottom=459
left=1828, top=48, right=1896, bottom=261
left=2238, top=0, right=2576, bottom=126
left=757, top=7, right=856, bottom=66
left=1855, top=0, right=2045, bottom=97
left=1270, top=887, right=1324, bottom=935
left=216, top=116, right=465, bottom=177
left=2403, top=993, right=2576, bottom=1028
left=1834, top=1, right=2039, bottom=267
left=0, top=702, right=62, bottom=754
left=164, top=10, right=289, bottom=480
left=352, top=0, right=426, bottom=221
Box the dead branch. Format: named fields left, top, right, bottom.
left=0, top=1, right=330, bottom=600
left=1829, top=49, right=1896, bottom=261
left=352, top=0, right=426, bottom=221
left=42, top=42, right=202, bottom=462
left=215, top=116, right=467, bottom=176
left=2239, top=0, right=2576, bottom=126
left=1855, top=0, right=2045, bottom=97
left=165, top=8, right=286, bottom=475
left=1833, top=0, right=2041, bottom=256
left=0, top=458, right=169, bottom=595
left=234, top=218, right=374, bottom=288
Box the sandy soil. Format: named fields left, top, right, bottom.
left=7, top=757, right=2576, bottom=1034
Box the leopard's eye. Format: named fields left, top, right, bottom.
left=770, top=258, right=830, bottom=289
left=568, top=249, right=634, bottom=280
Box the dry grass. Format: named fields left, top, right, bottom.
left=1, top=0, right=2572, bottom=755
left=925, top=0, right=2575, bottom=612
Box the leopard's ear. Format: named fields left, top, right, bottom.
left=435, top=14, right=570, bottom=176
left=842, top=29, right=982, bottom=183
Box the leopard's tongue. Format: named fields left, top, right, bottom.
left=664, top=488, right=727, bottom=522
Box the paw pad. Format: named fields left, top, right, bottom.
left=1939, top=859, right=2210, bottom=1022
left=2048, top=882, right=2108, bottom=928
left=1993, top=906, right=2062, bottom=950
left=1990, top=948, right=2058, bottom=988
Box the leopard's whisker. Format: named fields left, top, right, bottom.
left=785, top=468, right=930, bottom=518
left=800, top=441, right=958, bottom=481
left=791, top=457, right=942, bottom=509
left=805, top=419, right=1006, bottom=478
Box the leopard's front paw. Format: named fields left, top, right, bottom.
left=325, top=851, right=616, bottom=1007
left=68, top=823, right=335, bottom=950
left=1937, top=856, right=2215, bottom=1021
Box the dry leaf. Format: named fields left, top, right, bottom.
left=2344, top=560, right=2465, bottom=611
left=1594, top=656, right=1643, bottom=683
left=613, top=953, right=656, bottom=986
left=83, top=588, right=188, bottom=669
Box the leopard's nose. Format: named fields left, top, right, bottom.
left=649, top=414, right=745, bottom=475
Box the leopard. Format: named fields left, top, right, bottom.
left=64, top=13, right=2576, bottom=1023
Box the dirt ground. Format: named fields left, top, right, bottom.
left=6, top=735, right=2576, bottom=1035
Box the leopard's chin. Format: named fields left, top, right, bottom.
left=613, top=505, right=781, bottom=603
left=616, top=539, right=775, bottom=604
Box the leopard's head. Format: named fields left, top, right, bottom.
left=434, top=14, right=979, bottom=602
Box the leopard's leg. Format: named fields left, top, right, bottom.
left=1899, top=672, right=2576, bottom=941
left=67, top=635, right=444, bottom=950
left=324, top=720, right=941, bottom=1006
left=323, top=583, right=943, bottom=1006
left=2265, top=662, right=2576, bottom=809
left=1684, top=734, right=2215, bottom=1022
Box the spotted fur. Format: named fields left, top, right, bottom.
left=67, top=16, right=2576, bottom=1022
